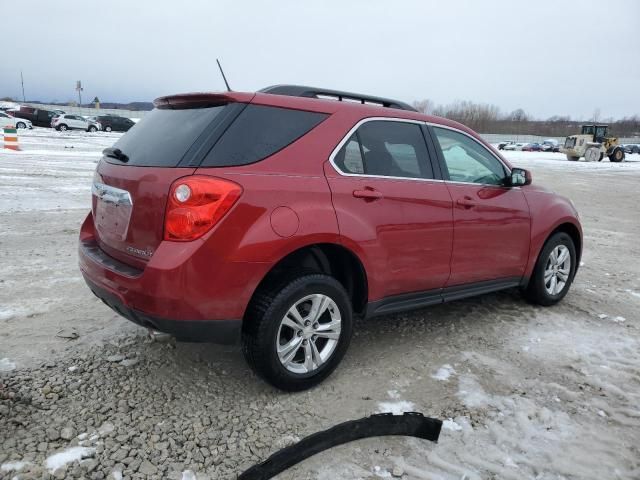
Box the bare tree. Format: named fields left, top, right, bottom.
left=412, top=99, right=434, bottom=115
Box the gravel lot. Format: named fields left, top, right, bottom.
left=1, top=129, right=640, bottom=479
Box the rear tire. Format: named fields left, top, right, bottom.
left=585, top=148, right=600, bottom=162
left=58, top=124, right=68, bottom=131
left=242, top=274, right=353, bottom=391
left=609, top=148, right=624, bottom=162
left=523, top=232, right=576, bottom=306
left=566, top=155, right=580, bottom=161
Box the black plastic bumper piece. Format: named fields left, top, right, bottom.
left=84, top=277, right=242, bottom=345
left=238, top=412, right=442, bottom=480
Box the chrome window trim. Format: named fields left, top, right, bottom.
left=328, top=117, right=445, bottom=183
left=328, top=117, right=513, bottom=187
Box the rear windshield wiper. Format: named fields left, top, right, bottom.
left=102, top=147, right=129, bottom=163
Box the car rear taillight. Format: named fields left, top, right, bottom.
left=164, top=176, right=242, bottom=242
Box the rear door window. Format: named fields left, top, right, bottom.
left=110, top=106, right=227, bottom=167
left=200, top=105, right=328, bottom=167
left=333, top=120, right=434, bottom=179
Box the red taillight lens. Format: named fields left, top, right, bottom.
left=164, top=176, right=242, bottom=241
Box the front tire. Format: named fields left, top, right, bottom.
left=88, top=125, right=97, bottom=132
left=104, top=126, right=112, bottom=132
left=16, top=122, right=27, bottom=129
left=523, top=232, right=576, bottom=306
left=242, top=274, right=353, bottom=391
left=609, top=148, right=624, bottom=162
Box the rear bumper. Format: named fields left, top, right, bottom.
left=84, top=277, right=241, bottom=343
left=78, top=212, right=270, bottom=343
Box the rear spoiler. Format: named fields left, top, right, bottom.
left=153, top=92, right=255, bottom=109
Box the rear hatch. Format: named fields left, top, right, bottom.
left=92, top=91, right=330, bottom=269
left=92, top=93, right=252, bottom=268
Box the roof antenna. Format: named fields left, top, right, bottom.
left=216, top=59, right=232, bottom=92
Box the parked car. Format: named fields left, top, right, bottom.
left=8, top=106, right=57, bottom=128
left=623, top=144, right=640, bottom=154
left=52, top=114, right=100, bottom=132
left=522, top=143, right=543, bottom=152
left=541, top=139, right=559, bottom=152
left=0, top=111, right=32, bottom=129
left=503, top=142, right=525, bottom=151
left=95, top=115, right=135, bottom=132
left=498, top=140, right=515, bottom=150
left=79, top=85, right=582, bottom=391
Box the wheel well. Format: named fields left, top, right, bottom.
left=247, top=244, right=368, bottom=319
left=550, top=222, right=582, bottom=263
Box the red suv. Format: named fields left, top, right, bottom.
left=79, top=85, right=582, bottom=390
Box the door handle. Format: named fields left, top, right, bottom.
left=353, top=188, right=383, bottom=201
left=456, top=196, right=476, bottom=208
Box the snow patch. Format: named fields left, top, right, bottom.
left=432, top=364, right=456, bottom=381
left=0, top=358, right=16, bottom=372
left=442, top=418, right=463, bottom=431
left=377, top=400, right=416, bottom=415
left=457, top=375, right=491, bottom=408
left=1, top=460, right=31, bottom=472
left=625, top=289, right=640, bottom=299
left=45, top=446, right=95, bottom=472
left=111, top=470, right=123, bottom=480
left=373, top=465, right=391, bottom=477
left=387, top=389, right=401, bottom=399
left=181, top=470, right=197, bottom=480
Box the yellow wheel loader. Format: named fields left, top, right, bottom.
left=560, top=125, right=625, bottom=162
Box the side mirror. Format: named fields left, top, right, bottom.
left=509, top=168, right=532, bottom=186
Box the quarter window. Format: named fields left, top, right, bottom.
left=432, top=127, right=507, bottom=185
left=201, top=105, right=328, bottom=167
left=333, top=121, right=433, bottom=179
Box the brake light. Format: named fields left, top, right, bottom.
left=164, top=176, right=242, bottom=241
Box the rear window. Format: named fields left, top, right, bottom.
left=110, top=106, right=226, bottom=167
left=200, top=105, right=328, bottom=167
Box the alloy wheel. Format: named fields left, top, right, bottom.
left=544, top=245, right=571, bottom=295
left=276, top=294, right=342, bottom=374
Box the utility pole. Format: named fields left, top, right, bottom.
left=76, top=80, right=83, bottom=107
left=20, top=71, right=25, bottom=102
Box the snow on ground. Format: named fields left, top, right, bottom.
left=0, top=459, right=32, bottom=472
left=45, top=446, right=95, bottom=473
left=431, top=364, right=456, bottom=381
left=499, top=148, right=640, bottom=173
left=0, top=357, right=16, bottom=372
left=0, top=128, right=120, bottom=214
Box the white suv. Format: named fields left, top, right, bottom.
left=51, top=114, right=100, bottom=132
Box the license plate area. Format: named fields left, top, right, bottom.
left=92, top=182, right=133, bottom=242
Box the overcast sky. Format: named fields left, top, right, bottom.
left=2, top=0, right=638, bottom=119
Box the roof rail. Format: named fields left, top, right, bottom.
left=260, top=85, right=417, bottom=112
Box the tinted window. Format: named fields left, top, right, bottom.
left=111, top=106, right=226, bottom=167
left=201, top=105, right=327, bottom=167
left=334, top=121, right=433, bottom=179
left=432, top=127, right=507, bottom=185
